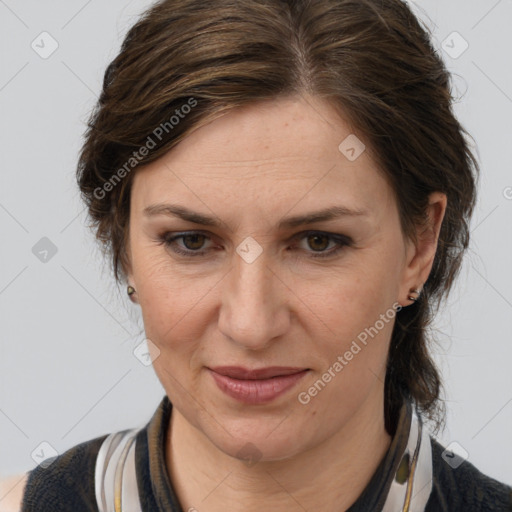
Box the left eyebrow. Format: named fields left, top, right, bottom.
left=143, top=203, right=369, bottom=229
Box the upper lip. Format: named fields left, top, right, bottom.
left=209, top=366, right=308, bottom=380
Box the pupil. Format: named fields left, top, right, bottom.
left=308, top=234, right=328, bottom=251
left=184, top=234, right=204, bottom=250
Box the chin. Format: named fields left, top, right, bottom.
left=204, top=419, right=309, bottom=464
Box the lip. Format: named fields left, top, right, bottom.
left=210, top=366, right=308, bottom=380
left=207, top=366, right=309, bottom=404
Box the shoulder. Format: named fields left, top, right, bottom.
left=426, top=437, right=512, bottom=512
left=15, top=434, right=109, bottom=512
left=0, top=473, right=29, bottom=512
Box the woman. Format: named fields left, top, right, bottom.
left=4, top=0, right=511, bottom=510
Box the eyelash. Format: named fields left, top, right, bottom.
left=157, top=230, right=352, bottom=260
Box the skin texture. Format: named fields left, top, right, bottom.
left=126, top=94, right=447, bottom=511
left=0, top=473, right=27, bottom=511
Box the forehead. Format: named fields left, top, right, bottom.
left=131, top=95, right=393, bottom=218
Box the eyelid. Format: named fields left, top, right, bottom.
left=159, top=229, right=352, bottom=259
left=161, top=229, right=351, bottom=243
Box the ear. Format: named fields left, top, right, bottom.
left=399, top=191, right=447, bottom=305
left=124, top=256, right=134, bottom=286
left=122, top=231, right=139, bottom=304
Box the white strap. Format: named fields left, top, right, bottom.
left=95, top=428, right=143, bottom=512
left=382, top=408, right=433, bottom=512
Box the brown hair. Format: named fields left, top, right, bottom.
left=77, top=0, right=478, bottom=433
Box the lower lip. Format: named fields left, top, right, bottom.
left=208, top=369, right=309, bottom=405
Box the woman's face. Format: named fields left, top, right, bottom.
left=127, top=95, right=440, bottom=461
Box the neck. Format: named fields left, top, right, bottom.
left=166, top=388, right=391, bottom=512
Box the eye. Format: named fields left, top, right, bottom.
left=160, top=231, right=213, bottom=257
left=158, top=230, right=352, bottom=259
left=295, top=231, right=351, bottom=259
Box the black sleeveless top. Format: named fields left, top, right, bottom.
left=21, top=395, right=512, bottom=511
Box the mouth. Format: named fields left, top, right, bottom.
left=207, top=366, right=310, bottom=404
left=210, top=366, right=308, bottom=379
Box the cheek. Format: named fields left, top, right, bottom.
left=133, top=251, right=218, bottom=376
left=132, top=242, right=196, bottom=325
left=296, top=280, right=397, bottom=425
left=138, top=279, right=205, bottom=353
left=296, top=250, right=400, bottom=390
left=138, top=278, right=206, bottom=403
left=299, top=252, right=398, bottom=338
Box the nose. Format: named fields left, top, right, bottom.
left=218, top=248, right=290, bottom=351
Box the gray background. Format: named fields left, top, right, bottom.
left=1, top=0, right=511, bottom=487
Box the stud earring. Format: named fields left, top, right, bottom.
left=127, top=285, right=137, bottom=302
left=407, top=288, right=422, bottom=302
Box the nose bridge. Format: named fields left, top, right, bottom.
left=219, top=247, right=288, bottom=349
